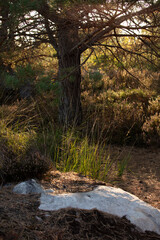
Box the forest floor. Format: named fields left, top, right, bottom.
left=0, top=146, right=160, bottom=240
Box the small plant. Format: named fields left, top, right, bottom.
left=117, top=154, right=130, bottom=177
left=89, top=70, right=103, bottom=82
left=89, top=70, right=104, bottom=93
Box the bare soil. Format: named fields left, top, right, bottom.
left=111, top=146, right=160, bottom=209
left=0, top=146, right=160, bottom=240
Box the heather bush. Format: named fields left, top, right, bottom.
left=142, top=113, right=160, bottom=146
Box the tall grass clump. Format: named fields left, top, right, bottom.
left=54, top=130, right=128, bottom=181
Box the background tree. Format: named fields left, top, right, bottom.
left=1, top=0, right=160, bottom=126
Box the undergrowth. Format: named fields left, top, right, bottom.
left=0, top=67, right=159, bottom=183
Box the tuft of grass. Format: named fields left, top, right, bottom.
left=54, top=130, right=126, bottom=181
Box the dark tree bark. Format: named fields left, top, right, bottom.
left=57, top=24, right=82, bottom=126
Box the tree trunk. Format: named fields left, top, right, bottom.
left=57, top=24, right=82, bottom=127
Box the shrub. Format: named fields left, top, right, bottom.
left=142, top=113, right=160, bottom=146
left=0, top=104, right=54, bottom=182
left=148, top=96, right=160, bottom=116
left=0, top=144, right=53, bottom=182
left=1, top=64, right=57, bottom=103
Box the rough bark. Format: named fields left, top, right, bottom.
left=57, top=24, right=82, bottom=126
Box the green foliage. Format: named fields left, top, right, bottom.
left=87, top=70, right=104, bottom=93
left=16, top=64, right=36, bottom=84
left=55, top=131, right=116, bottom=181
left=0, top=97, right=129, bottom=183
left=0, top=121, right=35, bottom=155
left=0, top=3, right=159, bottom=183
left=2, top=64, right=59, bottom=98
left=3, top=74, right=19, bottom=90
left=89, top=71, right=103, bottom=82
left=36, top=76, right=54, bottom=93
left=3, top=64, right=36, bottom=89
left=1, top=62, right=160, bottom=183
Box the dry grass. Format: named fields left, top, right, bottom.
left=0, top=67, right=159, bottom=182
